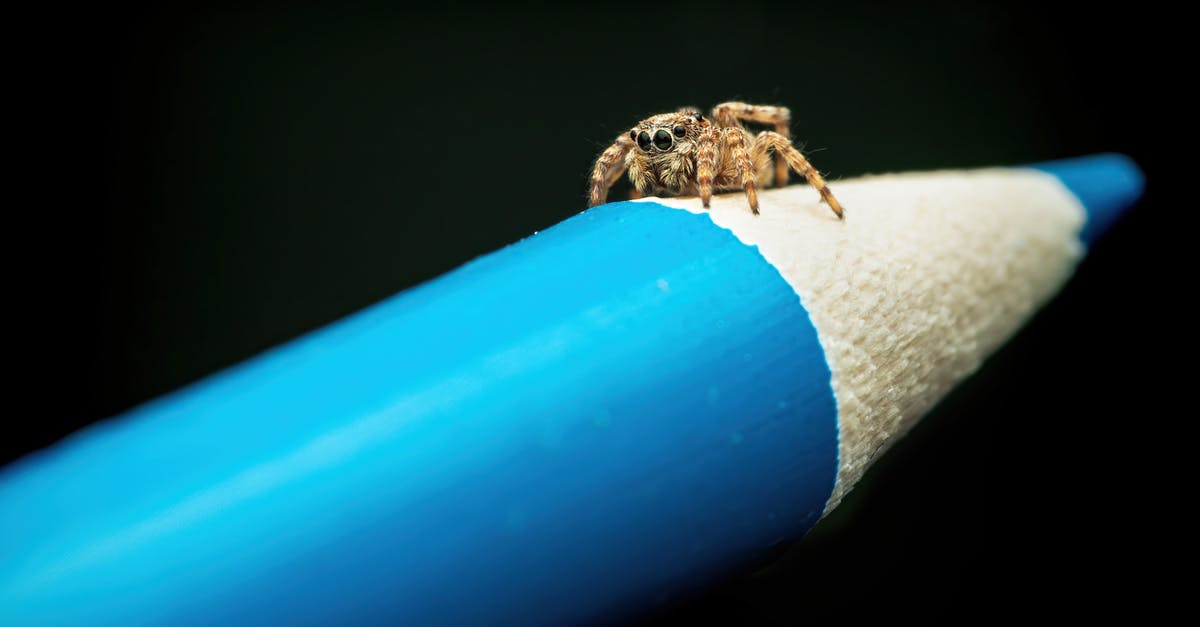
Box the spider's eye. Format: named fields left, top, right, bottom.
left=672, top=125, right=686, bottom=138
left=630, top=130, right=638, bottom=141
left=653, top=129, right=673, bottom=150
left=636, top=131, right=652, bottom=150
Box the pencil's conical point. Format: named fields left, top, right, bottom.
left=1030, top=153, right=1145, bottom=246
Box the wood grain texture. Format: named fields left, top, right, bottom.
left=650, top=168, right=1086, bottom=511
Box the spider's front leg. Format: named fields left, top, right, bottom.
left=724, top=128, right=760, bottom=215
left=588, top=133, right=635, bottom=207
left=696, top=127, right=718, bottom=208
left=751, top=131, right=844, bottom=219
left=712, top=102, right=791, bottom=188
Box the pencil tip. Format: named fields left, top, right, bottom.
left=1029, top=153, right=1145, bottom=246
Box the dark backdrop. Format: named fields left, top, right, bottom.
left=14, top=1, right=1177, bottom=623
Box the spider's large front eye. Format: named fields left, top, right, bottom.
left=636, top=131, right=652, bottom=151
left=673, top=125, right=686, bottom=138
left=653, top=129, right=673, bottom=150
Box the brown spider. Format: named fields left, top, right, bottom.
left=589, top=102, right=843, bottom=218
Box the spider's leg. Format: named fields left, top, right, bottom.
left=724, top=128, right=759, bottom=215
left=711, top=101, right=791, bottom=129
left=712, top=102, right=791, bottom=188
left=589, top=133, right=635, bottom=207
left=754, top=131, right=844, bottom=219
left=697, top=127, right=719, bottom=208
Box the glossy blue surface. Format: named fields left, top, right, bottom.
left=1031, top=152, right=1145, bottom=245
left=0, top=201, right=838, bottom=625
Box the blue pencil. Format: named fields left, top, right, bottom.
left=0, top=154, right=1143, bottom=625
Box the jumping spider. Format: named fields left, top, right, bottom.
left=589, top=102, right=843, bottom=218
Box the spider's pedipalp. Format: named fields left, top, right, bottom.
left=628, top=155, right=656, bottom=198
left=589, top=133, right=635, bottom=207
left=752, top=130, right=844, bottom=219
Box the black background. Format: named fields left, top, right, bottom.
left=13, top=1, right=1181, bottom=623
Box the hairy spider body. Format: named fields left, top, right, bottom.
left=589, top=102, right=843, bottom=218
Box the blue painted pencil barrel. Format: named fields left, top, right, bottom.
left=0, top=154, right=1142, bottom=625
left=1, top=202, right=838, bottom=625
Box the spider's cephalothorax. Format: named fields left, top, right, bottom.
left=588, top=102, right=844, bottom=218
